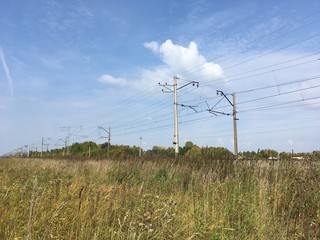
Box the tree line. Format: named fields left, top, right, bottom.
left=18, top=141, right=320, bottom=161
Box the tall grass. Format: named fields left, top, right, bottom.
left=0, top=157, right=319, bottom=239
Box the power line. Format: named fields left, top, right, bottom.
left=238, top=96, right=320, bottom=113
left=104, top=78, right=320, bottom=136
left=183, top=53, right=320, bottom=86
left=236, top=74, right=320, bottom=94
left=216, top=17, right=320, bottom=64
left=237, top=84, right=320, bottom=106
left=177, top=9, right=320, bottom=77
left=222, top=32, right=320, bottom=70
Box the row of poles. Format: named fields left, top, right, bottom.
left=11, top=76, right=237, bottom=159
left=160, top=76, right=238, bottom=158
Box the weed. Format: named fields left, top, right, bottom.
left=0, top=157, right=319, bottom=239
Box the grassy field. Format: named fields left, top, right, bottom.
left=0, top=157, right=319, bottom=239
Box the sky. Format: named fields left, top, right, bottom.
left=1, top=0, right=320, bottom=156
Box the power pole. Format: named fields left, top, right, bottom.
left=65, top=136, right=69, bottom=155
left=60, top=126, right=71, bottom=155
left=108, top=126, right=111, bottom=158
left=18, top=147, right=23, bottom=157
left=25, top=145, right=30, bottom=157
left=62, top=138, right=67, bottom=156
left=98, top=126, right=111, bottom=158
left=173, top=76, right=179, bottom=157
left=232, top=93, right=238, bottom=156
left=41, top=137, right=50, bottom=157
left=41, top=137, right=44, bottom=157
left=159, top=76, right=199, bottom=158
left=206, top=90, right=239, bottom=157
left=139, top=136, right=142, bottom=157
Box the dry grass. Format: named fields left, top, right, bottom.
left=0, top=157, right=319, bottom=239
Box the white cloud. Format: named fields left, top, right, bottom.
left=145, top=40, right=223, bottom=79
left=144, top=41, right=159, bottom=53
left=98, top=40, right=223, bottom=91
left=98, top=74, right=128, bottom=87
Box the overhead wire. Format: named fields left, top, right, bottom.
left=236, top=74, right=320, bottom=94
left=94, top=83, right=319, bottom=139
left=72, top=12, right=320, bottom=141
left=108, top=82, right=320, bottom=137
left=177, top=9, right=320, bottom=77
left=15, top=9, right=320, bottom=152
left=238, top=96, right=320, bottom=113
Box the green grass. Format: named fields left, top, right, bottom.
left=0, top=157, right=319, bottom=239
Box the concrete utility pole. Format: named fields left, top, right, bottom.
left=98, top=126, right=111, bottom=158
left=66, top=136, right=69, bottom=155
left=139, top=136, right=142, bottom=157
left=159, top=76, right=199, bottom=158
left=207, top=90, right=239, bottom=157
left=60, top=126, right=71, bottom=155
left=25, top=145, right=30, bottom=157
left=108, top=126, right=111, bottom=158
left=173, top=76, right=179, bottom=157
left=63, top=138, right=67, bottom=156
left=41, top=137, right=44, bottom=157
left=232, top=93, right=238, bottom=156
left=41, top=137, right=50, bottom=157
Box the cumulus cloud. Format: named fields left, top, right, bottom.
left=98, top=40, right=223, bottom=90
left=144, top=39, right=223, bottom=79
left=144, top=41, right=159, bottom=53
left=98, top=74, right=128, bottom=87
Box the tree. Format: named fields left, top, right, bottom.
left=279, top=152, right=289, bottom=160
left=201, top=147, right=233, bottom=160
left=146, top=146, right=175, bottom=157
left=258, top=149, right=278, bottom=159
left=240, top=151, right=257, bottom=160
left=313, top=151, right=320, bottom=160
left=180, top=141, right=196, bottom=156
left=69, top=142, right=81, bottom=155
left=185, top=146, right=201, bottom=158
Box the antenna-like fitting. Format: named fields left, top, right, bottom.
left=180, top=104, right=198, bottom=113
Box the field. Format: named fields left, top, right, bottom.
left=0, top=157, right=319, bottom=239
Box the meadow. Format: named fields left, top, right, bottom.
left=0, top=157, right=319, bottom=239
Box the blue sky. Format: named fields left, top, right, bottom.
left=1, top=0, right=320, bottom=155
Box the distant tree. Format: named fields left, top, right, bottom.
left=279, top=152, right=289, bottom=160
left=313, top=151, right=320, bottom=161
left=146, top=146, right=175, bottom=157
left=180, top=141, right=196, bottom=156
left=185, top=146, right=201, bottom=158
left=68, top=141, right=98, bottom=157
left=69, top=142, right=82, bottom=155
left=258, top=149, right=278, bottom=159
left=202, top=147, right=233, bottom=160
left=240, top=151, right=257, bottom=160
left=109, top=145, right=139, bottom=158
